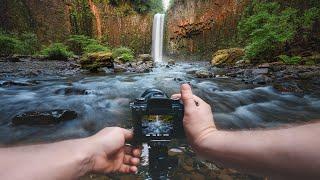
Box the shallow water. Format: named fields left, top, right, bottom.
left=0, top=62, right=320, bottom=179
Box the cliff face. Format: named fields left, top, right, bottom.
left=0, top=0, right=153, bottom=54
left=165, top=0, right=248, bottom=60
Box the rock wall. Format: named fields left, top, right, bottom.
left=165, top=0, right=248, bottom=60
left=0, top=0, right=153, bottom=54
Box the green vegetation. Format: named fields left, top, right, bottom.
left=278, top=55, right=302, bottom=65
left=238, top=0, right=320, bottom=62
left=66, top=35, right=109, bottom=55
left=0, top=31, right=40, bottom=56
left=40, top=43, right=74, bottom=60
left=108, top=0, right=163, bottom=14
left=112, top=46, right=134, bottom=62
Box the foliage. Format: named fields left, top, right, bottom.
left=121, top=53, right=134, bottom=62
left=278, top=55, right=302, bottom=65
left=84, top=43, right=110, bottom=54
left=108, top=0, right=163, bottom=14
left=19, top=32, right=40, bottom=55
left=66, top=35, right=110, bottom=55
left=112, top=46, right=134, bottom=60
left=0, top=32, right=39, bottom=56
left=0, top=33, right=24, bottom=56
left=238, top=0, right=320, bottom=61
left=40, top=43, right=74, bottom=60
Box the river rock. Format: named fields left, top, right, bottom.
left=211, top=48, right=245, bottom=67
left=252, top=68, right=269, bottom=75
left=12, top=109, right=78, bottom=126
left=5, top=55, right=21, bottom=62
left=252, top=74, right=272, bottom=85
left=168, top=60, right=176, bottom=65
left=195, top=70, right=212, bottom=78
left=54, top=87, right=87, bottom=95
left=137, top=54, right=153, bottom=62
left=114, top=63, right=127, bottom=73
left=80, top=52, right=114, bottom=72
left=0, top=81, right=32, bottom=87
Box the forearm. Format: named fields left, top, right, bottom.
left=0, top=139, right=93, bottom=180
left=199, top=123, right=320, bottom=179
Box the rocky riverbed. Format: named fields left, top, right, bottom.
left=192, top=62, right=320, bottom=96
left=0, top=58, right=319, bottom=179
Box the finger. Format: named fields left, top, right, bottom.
left=133, top=148, right=142, bottom=157
left=119, top=164, right=138, bottom=174
left=122, top=129, right=133, bottom=141
left=180, top=84, right=196, bottom=109
left=130, top=157, right=140, bottom=166
left=123, top=154, right=133, bottom=164
left=119, top=164, right=131, bottom=173
left=171, top=94, right=181, bottom=100
left=124, top=145, right=133, bottom=155
left=130, top=166, right=138, bottom=173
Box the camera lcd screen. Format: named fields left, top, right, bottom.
left=142, top=115, right=174, bottom=138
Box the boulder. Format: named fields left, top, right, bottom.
left=137, top=54, right=153, bottom=62
left=195, top=70, right=212, bottom=78
left=211, top=48, right=245, bottom=67
left=12, top=110, right=77, bottom=126
left=168, top=59, right=176, bottom=65
left=80, top=52, right=114, bottom=72
left=252, top=74, right=272, bottom=85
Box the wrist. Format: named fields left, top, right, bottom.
left=72, top=138, right=95, bottom=176
left=192, top=129, right=223, bottom=157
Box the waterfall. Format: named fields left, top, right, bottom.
left=152, top=13, right=165, bottom=63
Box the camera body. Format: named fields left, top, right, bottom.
left=130, top=89, right=184, bottom=143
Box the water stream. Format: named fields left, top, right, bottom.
left=0, top=62, right=320, bottom=178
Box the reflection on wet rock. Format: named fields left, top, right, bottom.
left=12, top=110, right=78, bottom=126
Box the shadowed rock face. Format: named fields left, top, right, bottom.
left=0, top=0, right=153, bottom=54
left=165, top=0, right=249, bottom=60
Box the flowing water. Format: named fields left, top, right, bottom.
left=0, top=62, right=320, bottom=179
left=152, top=13, right=165, bottom=63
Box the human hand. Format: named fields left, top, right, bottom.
left=172, top=84, right=217, bottom=152
left=83, top=127, right=141, bottom=174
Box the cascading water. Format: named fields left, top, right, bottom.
left=152, top=13, right=165, bottom=63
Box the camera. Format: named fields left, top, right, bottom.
left=130, top=89, right=184, bottom=143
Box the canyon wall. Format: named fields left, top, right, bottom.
left=0, top=0, right=153, bottom=54
left=165, top=0, right=248, bottom=60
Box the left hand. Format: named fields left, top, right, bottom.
left=84, top=127, right=141, bottom=174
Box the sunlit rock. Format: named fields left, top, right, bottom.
left=211, top=48, right=245, bottom=67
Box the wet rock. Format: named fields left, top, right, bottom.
left=6, top=55, right=21, bottom=62
left=12, top=110, right=78, bottom=126
left=114, top=64, right=127, bottom=73
left=211, top=48, right=245, bottom=67
left=0, top=81, right=32, bottom=87
left=168, top=60, right=176, bottom=65
left=137, top=54, right=153, bottom=62
left=252, top=68, right=269, bottom=75
left=258, top=63, right=270, bottom=69
left=195, top=70, right=212, bottom=78
left=55, top=87, right=87, bottom=95
left=298, top=71, right=320, bottom=80
left=252, top=74, right=272, bottom=85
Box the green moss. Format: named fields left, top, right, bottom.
left=112, top=46, right=134, bottom=59
left=40, top=43, right=74, bottom=60
left=278, top=55, right=302, bottom=65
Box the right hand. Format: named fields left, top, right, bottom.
left=172, top=84, right=217, bottom=152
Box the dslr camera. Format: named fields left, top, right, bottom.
left=130, top=89, right=185, bottom=143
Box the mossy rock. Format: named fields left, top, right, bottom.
left=80, top=52, right=114, bottom=72
left=211, top=48, right=245, bottom=67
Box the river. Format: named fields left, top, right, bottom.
left=0, top=62, right=319, bottom=179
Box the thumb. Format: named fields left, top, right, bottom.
left=180, top=84, right=196, bottom=109
left=122, top=129, right=133, bottom=141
